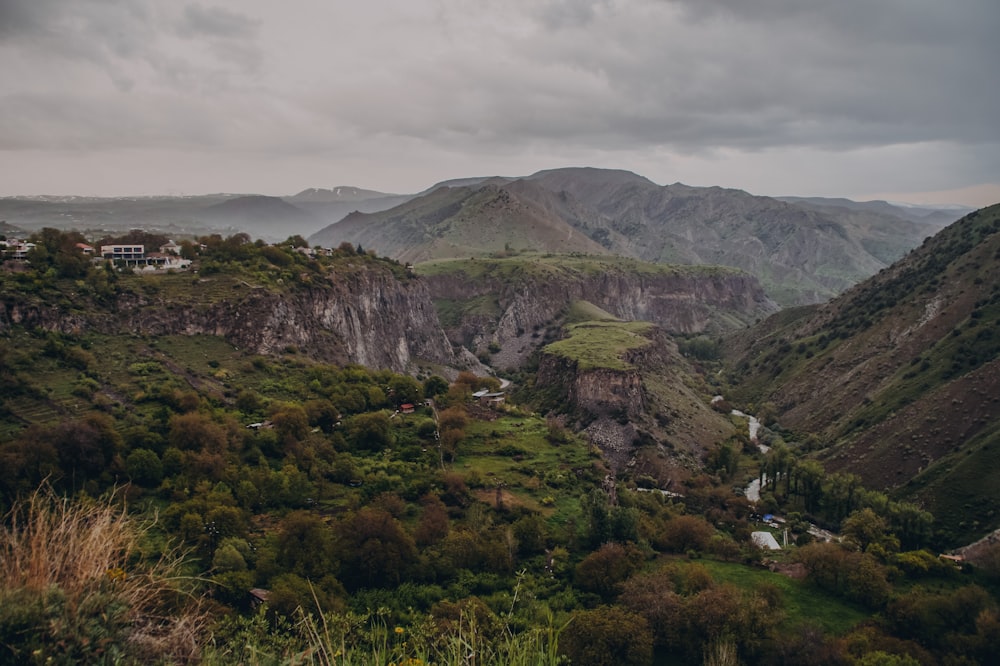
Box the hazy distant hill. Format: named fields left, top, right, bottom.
left=287, top=187, right=415, bottom=229
left=198, top=195, right=322, bottom=239
left=0, top=190, right=391, bottom=240
left=309, top=167, right=943, bottom=305
left=308, top=180, right=609, bottom=263
left=0, top=220, right=28, bottom=237
left=289, top=186, right=394, bottom=203
left=778, top=196, right=967, bottom=228
left=726, top=203, right=1000, bottom=545
left=0, top=194, right=234, bottom=235
left=2, top=169, right=962, bottom=291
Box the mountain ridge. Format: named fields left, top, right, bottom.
left=309, top=167, right=952, bottom=305
left=725, top=202, right=1000, bottom=545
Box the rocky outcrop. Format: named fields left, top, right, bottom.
left=1, top=268, right=456, bottom=373
left=534, top=326, right=735, bottom=472
left=424, top=265, right=776, bottom=366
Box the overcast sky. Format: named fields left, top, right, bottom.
left=1, top=0, right=998, bottom=205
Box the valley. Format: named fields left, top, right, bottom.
left=0, top=182, right=997, bottom=665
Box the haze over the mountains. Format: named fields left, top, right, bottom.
left=1, top=166, right=976, bottom=305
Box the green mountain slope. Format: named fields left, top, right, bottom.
left=725, top=203, right=1000, bottom=544
left=309, top=167, right=942, bottom=306
left=308, top=181, right=608, bottom=262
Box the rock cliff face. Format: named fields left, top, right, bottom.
left=424, top=265, right=776, bottom=368
left=534, top=326, right=735, bottom=474
left=1, top=268, right=456, bottom=373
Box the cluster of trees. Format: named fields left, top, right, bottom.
left=3, top=236, right=999, bottom=664
left=2, top=228, right=414, bottom=303
left=755, top=442, right=934, bottom=549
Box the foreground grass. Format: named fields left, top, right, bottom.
left=0, top=488, right=206, bottom=664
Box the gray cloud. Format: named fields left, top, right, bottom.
left=178, top=4, right=258, bottom=39
left=0, top=0, right=997, bottom=202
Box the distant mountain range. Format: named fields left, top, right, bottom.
left=308, top=167, right=969, bottom=305
left=0, top=168, right=972, bottom=304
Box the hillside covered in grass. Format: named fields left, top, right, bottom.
left=1, top=227, right=999, bottom=665
left=726, top=203, right=1000, bottom=545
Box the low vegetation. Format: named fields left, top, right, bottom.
left=1, top=227, right=999, bottom=664
left=543, top=320, right=653, bottom=371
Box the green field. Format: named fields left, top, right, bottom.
left=543, top=320, right=653, bottom=371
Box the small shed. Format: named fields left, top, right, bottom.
left=752, top=531, right=782, bottom=550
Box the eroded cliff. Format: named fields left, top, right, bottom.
left=419, top=256, right=777, bottom=370
left=534, top=323, right=735, bottom=478
left=1, top=266, right=457, bottom=373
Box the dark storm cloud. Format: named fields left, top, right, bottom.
left=0, top=0, right=260, bottom=89
left=0, top=0, right=996, bottom=201
left=414, top=0, right=999, bottom=152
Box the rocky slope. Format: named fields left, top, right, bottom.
left=418, top=255, right=777, bottom=370
left=725, top=203, right=1000, bottom=544
left=0, top=264, right=458, bottom=374
left=535, top=321, right=735, bottom=483
left=308, top=181, right=608, bottom=263
left=309, top=167, right=945, bottom=306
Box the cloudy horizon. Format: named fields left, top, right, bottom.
left=1, top=0, right=998, bottom=206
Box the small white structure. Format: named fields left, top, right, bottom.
left=752, top=531, right=782, bottom=550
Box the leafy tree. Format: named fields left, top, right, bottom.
left=582, top=489, right=612, bottom=548
left=304, top=399, right=339, bottom=433
left=168, top=412, right=228, bottom=453
left=414, top=494, right=450, bottom=547
left=512, top=513, right=547, bottom=557
left=125, top=449, right=163, bottom=487
left=266, top=573, right=345, bottom=619
left=345, top=412, right=392, bottom=451
left=887, top=502, right=934, bottom=551
left=574, top=542, right=645, bottom=600
left=618, top=568, right=685, bottom=648
left=235, top=390, right=264, bottom=414
left=842, top=507, right=899, bottom=554
left=794, top=459, right=826, bottom=513
left=389, top=375, right=423, bottom=406
left=0, top=428, right=60, bottom=499
left=275, top=511, right=336, bottom=580
left=52, top=414, right=122, bottom=489
left=437, top=406, right=467, bottom=432
left=269, top=403, right=310, bottom=444
left=661, top=515, right=715, bottom=553
left=439, top=427, right=464, bottom=462
left=335, top=507, right=418, bottom=590
left=423, top=375, right=449, bottom=399
left=560, top=605, right=654, bottom=666
left=27, top=227, right=91, bottom=278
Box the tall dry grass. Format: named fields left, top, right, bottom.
left=0, top=487, right=207, bottom=664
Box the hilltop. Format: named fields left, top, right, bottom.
left=309, top=167, right=951, bottom=305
